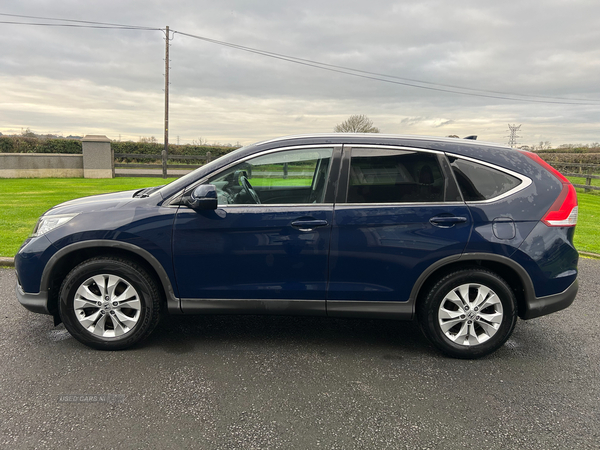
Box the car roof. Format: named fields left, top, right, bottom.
left=258, top=133, right=511, bottom=149
left=241, top=133, right=515, bottom=158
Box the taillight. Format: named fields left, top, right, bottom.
left=541, top=184, right=578, bottom=226
left=519, top=150, right=578, bottom=227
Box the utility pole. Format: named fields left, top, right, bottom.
left=163, top=26, right=170, bottom=178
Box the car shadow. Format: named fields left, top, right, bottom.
left=145, top=314, right=434, bottom=358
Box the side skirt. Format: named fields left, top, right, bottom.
left=178, top=298, right=414, bottom=320
left=180, top=299, right=326, bottom=316
left=327, top=300, right=413, bottom=320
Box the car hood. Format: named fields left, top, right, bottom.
left=44, top=189, right=141, bottom=216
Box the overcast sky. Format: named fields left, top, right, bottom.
left=1, top=0, right=599, bottom=147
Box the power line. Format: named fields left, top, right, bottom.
left=0, top=12, right=160, bottom=30
left=174, top=31, right=599, bottom=104
left=1, top=12, right=598, bottom=105
left=173, top=30, right=600, bottom=106
left=0, top=20, right=159, bottom=30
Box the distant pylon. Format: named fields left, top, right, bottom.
left=507, top=124, right=521, bottom=148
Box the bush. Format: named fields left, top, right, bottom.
left=535, top=147, right=600, bottom=154
left=112, top=142, right=239, bottom=164
left=0, top=136, right=240, bottom=164
left=538, top=153, right=600, bottom=165
left=0, top=136, right=82, bottom=154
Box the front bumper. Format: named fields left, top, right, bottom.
left=16, top=282, right=50, bottom=315
left=520, top=279, right=578, bottom=320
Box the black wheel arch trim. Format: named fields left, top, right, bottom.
left=41, top=240, right=181, bottom=314
left=409, top=252, right=537, bottom=316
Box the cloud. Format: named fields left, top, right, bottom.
left=0, top=0, right=599, bottom=146
left=433, top=119, right=454, bottom=128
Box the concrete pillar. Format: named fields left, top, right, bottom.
left=81, top=135, right=114, bottom=178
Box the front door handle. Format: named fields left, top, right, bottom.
left=291, top=219, right=328, bottom=231
left=429, top=216, right=468, bottom=228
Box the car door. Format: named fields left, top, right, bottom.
left=327, top=145, right=472, bottom=317
left=172, top=145, right=341, bottom=314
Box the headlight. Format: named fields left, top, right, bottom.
left=32, top=214, right=78, bottom=237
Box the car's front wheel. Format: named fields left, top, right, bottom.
left=59, top=257, right=161, bottom=350
left=417, top=268, right=517, bottom=359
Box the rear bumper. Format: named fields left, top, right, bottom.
left=16, top=283, right=50, bottom=315
left=520, top=279, right=578, bottom=320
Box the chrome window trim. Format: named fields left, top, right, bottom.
left=445, top=152, right=533, bottom=204
left=213, top=203, right=335, bottom=209
left=168, top=144, right=530, bottom=207
left=335, top=202, right=466, bottom=208
left=345, top=144, right=444, bottom=155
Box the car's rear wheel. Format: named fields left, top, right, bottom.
left=417, top=268, right=517, bottom=359
left=59, top=257, right=160, bottom=350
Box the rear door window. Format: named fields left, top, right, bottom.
left=347, top=149, right=445, bottom=203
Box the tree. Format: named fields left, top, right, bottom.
left=334, top=115, right=380, bottom=133
left=535, top=141, right=552, bottom=151
left=21, top=127, right=36, bottom=138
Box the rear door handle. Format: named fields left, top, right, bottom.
left=429, top=216, right=468, bottom=228
left=291, top=219, right=328, bottom=231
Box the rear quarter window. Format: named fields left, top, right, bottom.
left=450, top=158, right=521, bottom=201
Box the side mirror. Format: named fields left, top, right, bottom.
left=187, top=184, right=218, bottom=210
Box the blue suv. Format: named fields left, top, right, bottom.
left=15, top=134, right=579, bottom=358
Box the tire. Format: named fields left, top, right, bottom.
left=59, top=257, right=161, bottom=350
left=417, top=268, right=517, bottom=359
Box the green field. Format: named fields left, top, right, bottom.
left=0, top=177, right=598, bottom=257
left=0, top=178, right=175, bottom=257
left=573, top=189, right=600, bottom=254
left=567, top=175, right=600, bottom=189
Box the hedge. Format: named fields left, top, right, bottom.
left=112, top=141, right=239, bottom=164
left=537, top=153, right=600, bottom=165
left=0, top=136, right=240, bottom=164
left=535, top=147, right=600, bottom=154
left=0, top=136, right=82, bottom=154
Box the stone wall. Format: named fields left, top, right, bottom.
left=0, top=153, right=84, bottom=178
left=0, top=135, right=114, bottom=178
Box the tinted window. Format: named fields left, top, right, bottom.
left=347, top=149, right=445, bottom=203
left=450, top=158, right=521, bottom=201
left=208, top=148, right=333, bottom=205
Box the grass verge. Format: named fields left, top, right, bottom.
left=0, top=178, right=175, bottom=257
left=573, top=189, right=600, bottom=254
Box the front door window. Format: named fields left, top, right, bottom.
left=207, top=148, right=333, bottom=205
